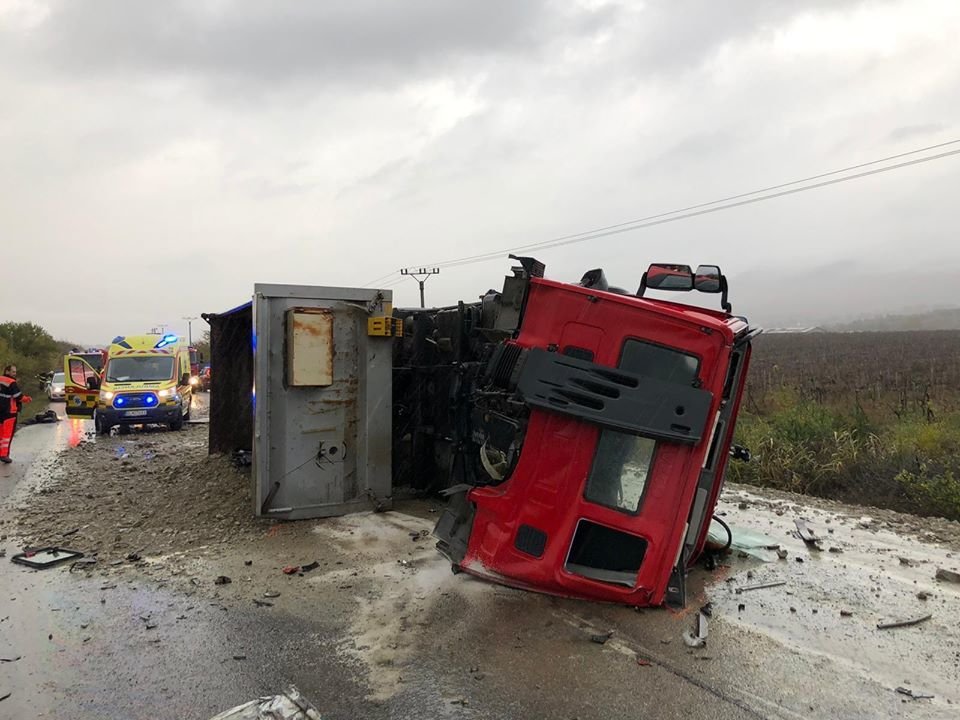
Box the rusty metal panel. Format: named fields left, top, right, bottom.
left=286, top=308, right=333, bottom=386
left=254, top=284, right=393, bottom=520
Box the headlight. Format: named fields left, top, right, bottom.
left=158, top=388, right=171, bottom=397
left=100, top=390, right=114, bottom=401
left=189, top=376, right=199, bottom=385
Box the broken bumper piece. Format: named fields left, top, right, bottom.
left=209, top=686, right=322, bottom=720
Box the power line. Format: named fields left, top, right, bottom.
left=363, top=270, right=400, bottom=289
left=435, top=144, right=960, bottom=270
left=362, top=138, right=960, bottom=286
left=423, top=138, right=960, bottom=269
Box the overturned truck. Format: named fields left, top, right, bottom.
left=207, top=258, right=757, bottom=607
left=393, top=258, right=757, bottom=607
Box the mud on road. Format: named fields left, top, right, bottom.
left=2, top=416, right=960, bottom=719
left=13, top=423, right=270, bottom=563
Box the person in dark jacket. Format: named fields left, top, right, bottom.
left=0, top=364, right=32, bottom=463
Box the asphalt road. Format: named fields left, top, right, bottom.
left=1, top=401, right=958, bottom=719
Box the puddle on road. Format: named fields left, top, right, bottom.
left=706, top=489, right=960, bottom=705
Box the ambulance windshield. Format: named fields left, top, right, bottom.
left=106, top=356, right=176, bottom=383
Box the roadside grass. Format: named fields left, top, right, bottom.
left=732, top=405, right=960, bottom=521
left=733, top=334, right=960, bottom=521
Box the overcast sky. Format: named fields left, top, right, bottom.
left=2, top=0, right=959, bottom=342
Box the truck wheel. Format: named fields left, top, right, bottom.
left=170, top=415, right=184, bottom=431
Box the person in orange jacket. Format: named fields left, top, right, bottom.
left=0, top=364, right=32, bottom=463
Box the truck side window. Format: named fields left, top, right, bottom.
left=584, top=340, right=699, bottom=514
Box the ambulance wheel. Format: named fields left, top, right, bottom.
left=95, top=413, right=112, bottom=436
left=169, top=416, right=184, bottom=431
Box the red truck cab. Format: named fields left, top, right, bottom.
left=434, top=260, right=756, bottom=607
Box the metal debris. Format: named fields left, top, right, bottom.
left=735, top=580, right=787, bottom=594
left=208, top=686, right=322, bottom=719
left=683, top=611, right=708, bottom=648
left=794, top=519, right=821, bottom=550
left=590, top=630, right=614, bottom=644
left=11, top=547, right=84, bottom=570
left=895, top=686, right=934, bottom=700
left=877, top=613, right=932, bottom=630
left=935, top=568, right=960, bottom=584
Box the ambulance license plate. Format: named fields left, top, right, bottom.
left=124, top=410, right=148, bottom=417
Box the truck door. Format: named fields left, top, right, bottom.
left=64, top=355, right=101, bottom=418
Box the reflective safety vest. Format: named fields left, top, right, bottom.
left=0, top=375, right=22, bottom=419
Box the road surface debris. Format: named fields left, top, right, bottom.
left=935, top=567, right=960, bottom=583
left=735, top=580, right=786, bottom=594
left=876, top=613, right=932, bottom=630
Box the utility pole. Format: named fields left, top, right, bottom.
left=182, top=316, right=198, bottom=345
left=400, top=267, right=440, bottom=308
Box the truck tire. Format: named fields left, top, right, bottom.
left=170, top=415, right=184, bottom=431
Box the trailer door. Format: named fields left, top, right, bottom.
left=253, top=284, right=394, bottom=520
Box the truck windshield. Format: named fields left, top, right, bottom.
left=106, top=357, right=176, bottom=383
left=585, top=340, right=700, bottom=514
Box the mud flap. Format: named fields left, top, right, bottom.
left=665, top=561, right=687, bottom=608
left=433, top=484, right=475, bottom=565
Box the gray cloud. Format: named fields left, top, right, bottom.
left=1, top=0, right=959, bottom=343
left=13, top=0, right=582, bottom=87
left=888, top=123, right=947, bottom=142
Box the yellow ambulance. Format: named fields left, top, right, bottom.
left=64, top=334, right=194, bottom=434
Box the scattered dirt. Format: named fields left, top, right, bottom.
left=13, top=425, right=272, bottom=561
